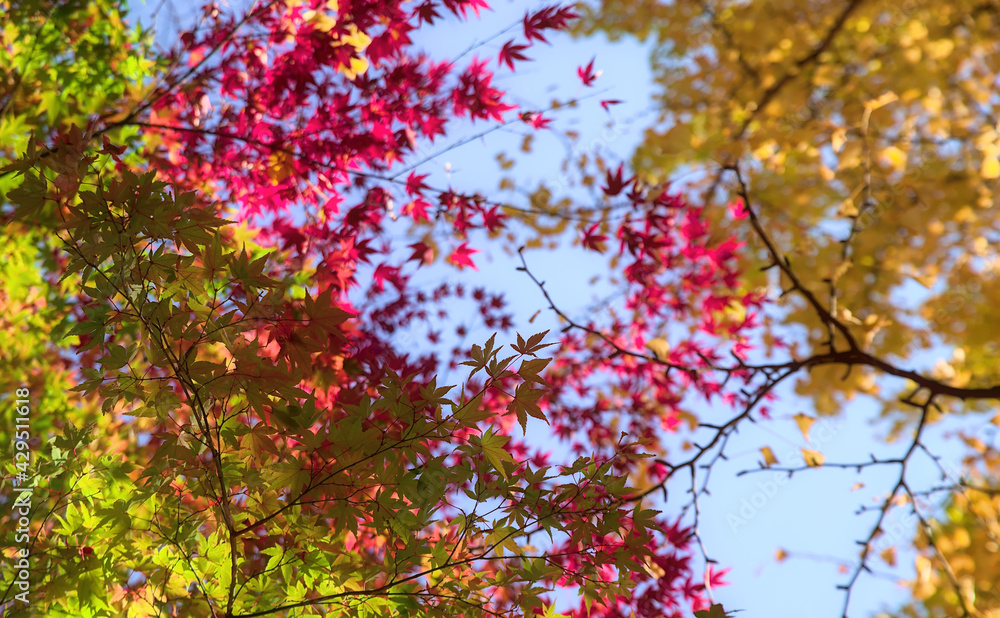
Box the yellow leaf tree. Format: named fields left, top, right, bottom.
left=892, top=450, right=1000, bottom=617
left=577, top=0, right=1000, bottom=420
left=572, top=0, right=1000, bottom=614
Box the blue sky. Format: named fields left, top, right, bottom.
left=127, top=0, right=981, bottom=615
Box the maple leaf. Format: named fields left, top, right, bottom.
left=694, top=603, right=731, bottom=618
left=372, top=263, right=403, bottom=291
left=498, top=40, right=531, bottom=71
left=577, top=57, right=598, bottom=87
left=303, top=288, right=354, bottom=338
left=272, top=218, right=308, bottom=253
left=801, top=448, right=825, bottom=467
left=728, top=198, right=749, bottom=220
left=520, top=111, right=551, bottom=130
left=418, top=113, right=447, bottom=140
left=447, top=242, right=479, bottom=270
left=449, top=0, right=489, bottom=19
left=523, top=5, right=579, bottom=43
left=414, top=0, right=442, bottom=24
left=398, top=125, right=419, bottom=152
left=99, top=134, right=127, bottom=161
left=402, top=199, right=431, bottom=222
left=523, top=10, right=549, bottom=43
left=705, top=564, right=730, bottom=589
left=479, top=428, right=514, bottom=479
left=405, top=171, right=430, bottom=196
left=602, top=163, right=632, bottom=197
left=508, top=382, right=547, bottom=434
left=480, top=205, right=506, bottom=231
left=407, top=241, right=435, bottom=265
left=581, top=221, right=608, bottom=251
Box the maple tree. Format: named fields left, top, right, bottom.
left=14, top=0, right=1000, bottom=614
left=544, top=0, right=1000, bottom=615
left=0, top=0, right=763, bottom=616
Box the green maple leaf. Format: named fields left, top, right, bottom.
left=480, top=428, right=514, bottom=479
left=694, top=604, right=732, bottom=618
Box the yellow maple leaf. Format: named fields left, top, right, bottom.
left=338, top=25, right=371, bottom=80
left=981, top=157, right=1000, bottom=179
left=880, top=145, right=907, bottom=173
left=644, top=337, right=670, bottom=360
left=267, top=151, right=296, bottom=185
left=794, top=412, right=816, bottom=443
left=801, top=448, right=825, bottom=467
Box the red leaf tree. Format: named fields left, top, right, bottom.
left=1, top=0, right=767, bottom=616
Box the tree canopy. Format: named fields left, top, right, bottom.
left=1, top=0, right=733, bottom=616
left=3, top=0, right=999, bottom=616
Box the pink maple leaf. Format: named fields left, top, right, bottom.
left=577, top=58, right=598, bottom=86
left=705, top=564, right=730, bottom=590
left=728, top=198, right=749, bottom=220
left=447, top=242, right=480, bottom=270
left=520, top=111, right=551, bottom=130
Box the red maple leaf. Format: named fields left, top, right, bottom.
left=577, top=57, right=598, bottom=87
left=407, top=241, right=435, bottom=265
left=447, top=242, right=479, bottom=270
left=372, top=263, right=403, bottom=292
left=581, top=221, right=608, bottom=252
left=520, top=111, right=551, bottom=130
left=414, top=1, right=442, bottom=24
left=480, top=205, right=506, bottom=231
left=603, top=163, right=632, bottom=197
left=417, top=112, right=447, bottom=141
left=405, top=171, right=430, bottom=196
left=498, top=40, right=530, bottom=71
left=523, top=10, right=549, bottom=43
left=401, top=199, right=431, bottom=222
left=99, top=134, right=127, bottom=161
left=448, top=0, right=489, bottom=19
left=523, top=5, right=579, bottom=43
